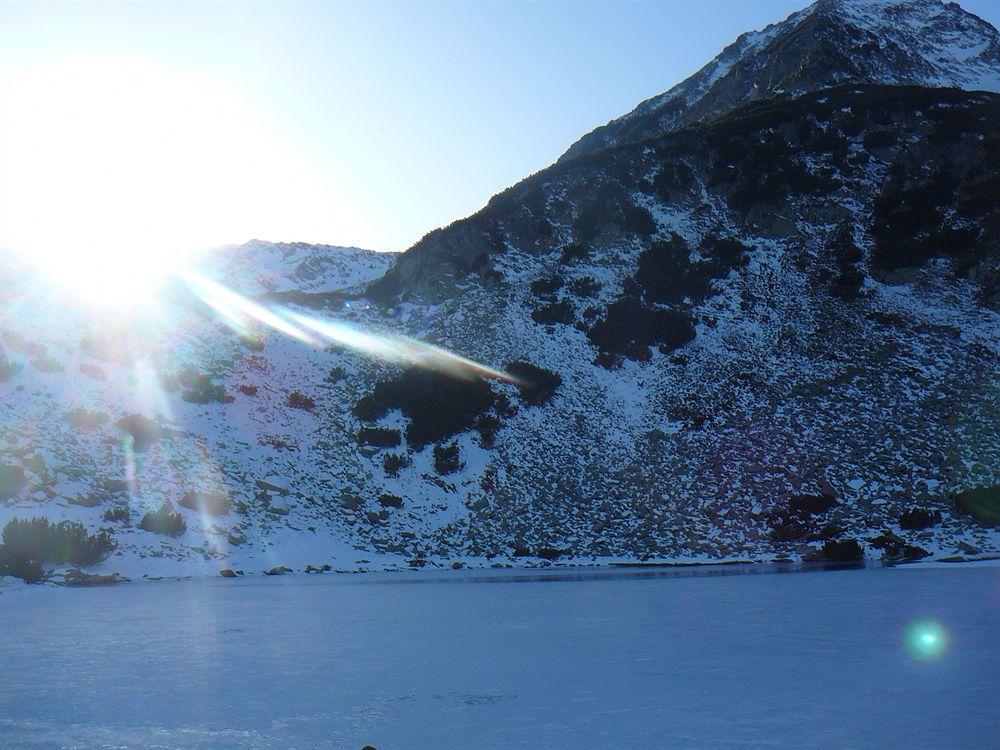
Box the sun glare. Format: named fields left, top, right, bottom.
left=0, top=59, right=344, bottom=308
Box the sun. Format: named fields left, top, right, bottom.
left=0, top=59, right=343, bottom=309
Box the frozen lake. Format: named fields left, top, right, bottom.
left=1, top=564, right=998, bottom=750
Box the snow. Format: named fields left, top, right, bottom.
left=1, top=564, right=997, bottom=750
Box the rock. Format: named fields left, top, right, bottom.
left=537, top=547, right=564, bottom=560
left=179, top=490, right=232, bottom=516
left=957, top=541, right=981, bottom=555
left=268, top=497, right=290, bottom=515
left=886, top=544, right=931, bottom=564
left=61, top=568, right=122, bottom=586
left=219, top=569, right=237, bottom=578
left=264, top=566, right=292, bottom=576
left=817, top=477, right=838, bottom=500
left=227, top=531, right=247, bottom=546
left=451, top=561, right=464, bottom=569
left=256, top=476, right=290, bottom=495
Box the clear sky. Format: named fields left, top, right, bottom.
left=2, top=0, right=997, bottom=254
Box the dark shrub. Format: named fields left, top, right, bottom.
left=651, top=161, right=695, bottom=199
left=537, top=547, right=564, bottom=560
left=568, top=276, right=600, bottom=297
left=358, top=427, right=402, bottom=448
left=0, top=517, right=116, bottom=571
left=79, top=362, right=107, bottom=380
left=863, top=130, right=896, bottom=149
left=179, top=490, right=232, bottom=516
left=357, top=368, right=499, bottom=448
left=116, top=414, right=162, bottom=451
left=530, top=276, right=564, bottom=296
left=182, top=380, right=233, bottom=404
left=506, top=361, right=562, bottom=405
left=102, top=506, right=131, bottom=524
left=0, top=463, right=27, bottom=500
left=287, top=391, right=316, bottom=410
left=0, top=556, right=44, bottom=583
left=587, top=298, right=695, bottom=358
left=238, top=384, right=258, bottom=396
left=353, top=395, right=383, bottom=422
left=788, top=494, right=837, bottom=517
left=0, top=350, right=23, bottom=382
left=871, top=169, right=957, bottom=271
left=139, top=502, right=187, bottom=536
left=32, top=356, right=64, bottom=373
left=67, top=408, right=108, bottom=430
left=178, top=367, right=233, bottom=404
left=474, top=413, right=502, bottom=448
left=531, top=299, right=576, bottom=326
left=325, top=366, right=347, bottom=383
left=899, top=507, right=942, bottom=531
left=378, top=493, right=404, bottom=508
left=770, top=516, right=808, bottom=542
left=434, top=442, right=464, bottom=475
left=820, top=538, right=864, bottom=562
left=560, top=242, right=589, bottom=264
left=383, top=452, right=411, bottom=476
left=954, top=486, right=1000, bottom=526
left=81, top=334, right=126, bottom=362
left=574, top=185, right=656, bottom=242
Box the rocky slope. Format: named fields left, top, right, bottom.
left=1, top=0, right=998, bottom=581
left=560, top=0, right=1000, bottom=161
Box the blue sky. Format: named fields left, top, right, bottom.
left=2, top=0, right=997, bottom=253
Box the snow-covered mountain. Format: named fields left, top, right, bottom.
left=560, top=0, right=1000, bottom=161
left=2, top=0, right=998, bottom=582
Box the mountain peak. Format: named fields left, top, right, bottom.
left=558, top=0, right=999, bottom=161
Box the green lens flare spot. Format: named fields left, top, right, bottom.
left=905, top=619, right=948, bottom=660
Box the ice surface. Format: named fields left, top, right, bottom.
left=1, top=565, right=997, bottom=749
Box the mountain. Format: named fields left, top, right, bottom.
left=2, top=0, right=998, bottom=581
left=560, top=0, right=1000, bottom=161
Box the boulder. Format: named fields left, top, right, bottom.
left=265, top=566, right=292, bottom=576
left=219, top=569, right=237, bottom=578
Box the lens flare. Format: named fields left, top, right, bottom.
left=905, top=619, right=948, bottom=660
left=181, top=272, right=517, bottom=383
